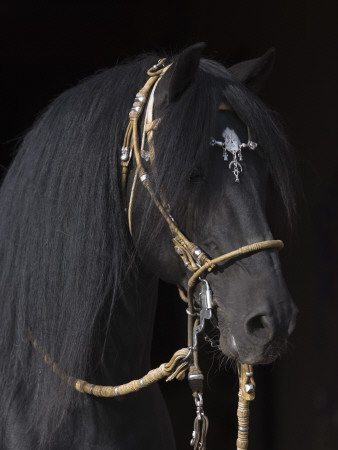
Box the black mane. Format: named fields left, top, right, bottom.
left=0, top=52, right=297, bottom=445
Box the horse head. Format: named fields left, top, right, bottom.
left=0, top=43, right=299, bottom=449
left=128, top=43, right=298, bottom=366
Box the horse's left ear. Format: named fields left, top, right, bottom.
left=227, top=48, right=276, bottom=93
left=157, top=42, right=205, bottom=108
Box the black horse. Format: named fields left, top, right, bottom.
left=0, top=43, right=298, bottom=449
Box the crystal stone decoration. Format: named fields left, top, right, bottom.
left=210, top=127, right=257, bottom=182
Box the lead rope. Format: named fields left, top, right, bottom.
left=31, top=59, right=284, bottom=450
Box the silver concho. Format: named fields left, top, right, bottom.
left=140, top=148, right=150, bottom=162
left=210, top=127, right=258, bottom=182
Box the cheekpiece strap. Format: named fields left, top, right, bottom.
left=120, top=59, right=211, bottom=275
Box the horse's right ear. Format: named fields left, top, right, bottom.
left=156, top=43, right=205, bottom=109
left=227, top=48, right=276, bottom=93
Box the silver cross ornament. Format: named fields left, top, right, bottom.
left=210, top=127, right=258, bottom=182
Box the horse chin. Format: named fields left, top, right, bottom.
left=219, top=332, right=284, bottom=366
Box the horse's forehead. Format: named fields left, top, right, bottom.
left=214, top=110, right=247, bottom=140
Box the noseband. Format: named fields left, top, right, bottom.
left=31, top=58, right=284, bottom=450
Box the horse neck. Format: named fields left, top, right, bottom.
left=96, top=267, right=159, bottom=384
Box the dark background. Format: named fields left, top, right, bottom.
left=1, top=1, right=337, bottom=449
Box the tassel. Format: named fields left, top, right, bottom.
left=190, top=414, right=209, bottom=449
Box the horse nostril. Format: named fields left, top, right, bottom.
left=246, top=315, right=274, bottom=342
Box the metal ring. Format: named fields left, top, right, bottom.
left=89, top=384, right=95, bottom=394
left=188, top=373, right=204, bottom=381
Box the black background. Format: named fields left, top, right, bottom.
left=1, top=1, right=337, bottom=449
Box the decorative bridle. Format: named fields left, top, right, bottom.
left=31, top=58, right=284, bottom=450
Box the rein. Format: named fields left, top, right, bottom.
left=31, top=58, right=284, bottom=450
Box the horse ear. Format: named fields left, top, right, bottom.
left=227, top=48, right=276, bottom=93
left=157, top=42, right=205, bottom=107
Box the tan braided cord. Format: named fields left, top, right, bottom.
left=188, top=240, right=284, bottom=291
left=29, top=333, right=190, bottom=397
left=237, top=390, right=251, bottom=450
left=236, top=363, right=256, bottom=449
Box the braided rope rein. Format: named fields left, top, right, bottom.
left=29, top=333, right=190, bottom=397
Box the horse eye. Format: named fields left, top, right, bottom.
left=189, top=168, right=204, bottom=183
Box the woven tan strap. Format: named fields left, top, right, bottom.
left=74, top=348, right=190, bottom=397
left=29, top=332, right=190, bottom=397
left=236, top=363, right=256, bottom=449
